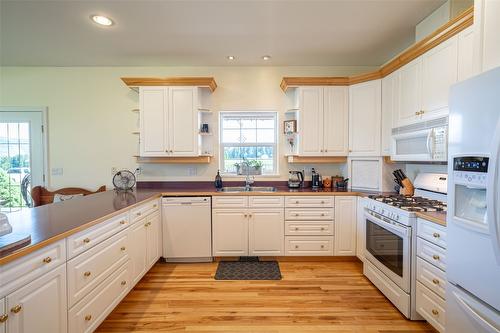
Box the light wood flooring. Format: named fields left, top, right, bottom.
left=97, top=260, right=435, bottom=333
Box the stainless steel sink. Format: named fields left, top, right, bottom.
left=219, top=186, right=277, bottom=192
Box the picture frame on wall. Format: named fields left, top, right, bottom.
left=284, top=120, right=297, bottom=134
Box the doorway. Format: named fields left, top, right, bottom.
left=0, top=108, right=47, bottom=212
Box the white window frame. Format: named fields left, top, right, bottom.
left=219, top=111, right=279, bottom=177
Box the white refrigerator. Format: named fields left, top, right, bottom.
left=447, top=67, right=500, bottom=333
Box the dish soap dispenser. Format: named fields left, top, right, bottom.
left=214, top=170, right=223, bottom=190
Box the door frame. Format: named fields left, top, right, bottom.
left=0, top=106, right=49, bottom=187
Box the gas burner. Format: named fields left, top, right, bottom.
left=368, top=194, right=447, bottom=212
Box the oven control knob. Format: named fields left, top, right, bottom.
left=381, top=209, right=385, bottom=214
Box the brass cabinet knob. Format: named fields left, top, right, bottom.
left=83, top=238, right=90, bottom=244
left=85, top=314, right=92, bottom=321
left=325, top=149, right=328, bottom=152
left=121, top=246, right=126, bottom=251
left=321, top=213, right=325, bottom=216
left=433, top=232, right=440, bottom=238
left=153, top=204, right=158, bottom=208
left=295, top=245, right=299, bottom=249
left=0, top=314, right=8, bottom=323
left=348, top=149, right=352, bottom=152
left=320, top=245, right=325, bottom=248
left=295, top=213, right=299, bottom=216
left=10, top=305, right=22, bottom=314
left=42, top=257, right=52, bottom=264
left=321, top=227, right=325, bottom=231
left=320, top=149, right=324, bottom=152
left=432, top=278, right=440, bottom=285
left=121, top=280, right=127, bottom=286
left=248, top=214, right=252, bottom=218
left=295, top=227, right=299, bottom=231
left=136, top=212, right=142, bottom=216
left=84, top=271, right=91, bottom=277
left=432, top=254, right=440, bottom=260
left=295, top=201, right=299, bottom=204
left=431, top=309, right=439, bottom=316
left=321, top=201, right=325, bottom=204
left=120, top=220, right=126, bottom=225
left=243, top=214, right=248, bottom=218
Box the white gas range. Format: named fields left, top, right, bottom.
left=363, top=173, right=447, bottom=320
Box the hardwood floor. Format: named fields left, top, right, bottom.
left=97, top=260, right=435, bottom=333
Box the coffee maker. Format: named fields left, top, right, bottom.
left=288, top=171, right=304, bottom=188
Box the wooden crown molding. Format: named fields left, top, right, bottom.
left=280, top=6, right=473, bottom=91
left=134, top=156, right=212, bottom=164
left=121, top=77, right=218, bottom=92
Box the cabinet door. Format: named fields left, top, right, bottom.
left=212, top=209, right=248, bottom=256
left=323, top=86, right=348, bottom=155
left=356, top=197, right=367, bottom=261
left=348, top=80, right=381, bottom=156
left=0, top=298, right=5, bottom=333
left=6, top=265, right=67, bottom=333
left=381, top=73, right=398, bottom=156
left=168, top=87, right=198, bottom=156
left=249, top=208, right=284, bottom=255
left=396, top=58, right=421, bottom=126
left=128, top=219, right=148, bottom=285
left=421, top=37, right=458, bottom=120
left=299, top=87, right=324, bottom=156
left=334, top=196, right=357, bottom=256
left=140, top=87, right=168, bottom=156
left=146, top=213, right=161, bottom=268
left=457, top=26, right=475, bottom=82
left=481, top=0, right=500, bottom=72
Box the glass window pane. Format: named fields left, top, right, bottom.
left=8, top=123, right=19, bottom=141
left=240, top=147, right=257, bottom=159
left=240, top=119, right=256, bottom=129
left=222, top=129, right=241, bottom=143
left=257, top=119, right=274, bottom=129
left=257, top=129, right=275, bottom=143
left=8, top=144, right=20, bottom=159
left=0, top=124, right=7, bottom=144
left=256, top=146, right=274, bottom=159
left=223, top=118, right=240, bottom=129
left=19, top=123, right=30, bottom=142
left=241, top=129, right=257, bottom=143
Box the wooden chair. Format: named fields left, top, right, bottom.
left=31, top=185, right=106, bottom=207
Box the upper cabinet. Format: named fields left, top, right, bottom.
left=349, top=80, right=381, bottom=157
left=381, top=72, right=398, bottom=156
left=294, top=86, right=348, bottom=156
left=457, top=26, right=475, bottom=81
left=475, top=0, right=500, bottom=72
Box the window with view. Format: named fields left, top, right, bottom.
left=220, top=112, right=277, bottom=175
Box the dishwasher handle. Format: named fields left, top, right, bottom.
left=162, top=197, right=210, bottom=206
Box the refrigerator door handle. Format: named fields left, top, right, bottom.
left=454, top=290, right=500, bottom=333
left=488, top=119, right=500, bottom=265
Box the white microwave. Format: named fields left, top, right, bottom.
left=391, top=118, right=448, bottom=162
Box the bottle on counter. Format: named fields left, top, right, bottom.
left=214, top=170, right=223, bottom=190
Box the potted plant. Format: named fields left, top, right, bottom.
left=235, top=160, right=263, bottom=175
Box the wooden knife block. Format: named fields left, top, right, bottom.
left=399, top=178, right=415, bottom=196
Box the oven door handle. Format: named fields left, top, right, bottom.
left=365, top=211, right=411, bottom=238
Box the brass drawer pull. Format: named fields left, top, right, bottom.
left=433, top=232, right=440, bottom=238
left=83, top=238, right=90, bottom=244
left=153, top=204, right=158, bottom=208
left=320, top=245, right=325, bottom=249
left=432, top=254, right=440, bottom=260
left=432, top=278, right=440, bottom=285
left=295, top=213, right=299, bottom=217
left=295, top=227, right=299, bottom=231
left=321, top=213, right=325, bottom=216
left=321, top=201, right=325, bottom=204
left=121, top=246, right=126, bottom=251
left=43, top=256, right=52, bottom=264
left=84, top=271, right=91, bottom=277
left=85, top=314, right=92, bottom=321
left=321, top=227, right=325, bottom=231
left=10, top=305, right=22, bottom=314
left=120, top=220, right=127, bottom=225
left=136, top=212, right=142, bottom=216
left=431, top=309, right=439, bottom=316
left=294, top=245, right=299, bottom=249
left=0, top=314, right=8, bottom=323
left=121, top=280, right=127, bottom=286
left=295, top=200, right=299, bottom=204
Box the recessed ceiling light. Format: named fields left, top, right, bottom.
left=227, top=55, right=236, bottom=60
left=91, top=15, right=114, bottom=26
left=262, top=55, right=271, bottom=60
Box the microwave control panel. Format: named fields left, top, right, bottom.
left=453, top=156, right=489, bottom=187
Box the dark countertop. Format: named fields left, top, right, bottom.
left=0, top=185, right=378, bottom=266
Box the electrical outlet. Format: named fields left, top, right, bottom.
left=187, top=167, right=197, bottom=176
left=51, top=168, right=63, bottom=176
left=135, top=167, right=142, bottom=175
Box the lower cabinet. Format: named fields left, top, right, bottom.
left=146, top=212, right=161, bottom=268
left=356, top=197, right=367, bottom=261
left=212, top=209, right=248, bottom=256
left=334, top=196, right=357, bottom=256
left=284, top=236, right=334, bottom=255
left=5, top=264, right=67, bottom=333
left=249, top=208, right=284, bottom=256
left=0, top=298, right=5, bottom=333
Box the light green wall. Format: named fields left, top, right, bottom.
left=0, top=66, right=376, bottom=189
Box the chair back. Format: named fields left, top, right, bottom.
left=31, top=185, right=106, bottom=207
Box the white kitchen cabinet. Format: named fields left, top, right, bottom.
left=475, top=0, right=500, bottom=73
left=457, top=26, right=475, bottom=82
left=348, top=80, right=382, bottom=156
left=146, top=212, right=161, bottom=268
left=381, top=72, right=398, bottom=156
left=356, top=197, right=367, bottom=261
left=128, top=219, right=148, bottom=285
left=421, top=37, right=458, bottom=120
left=249, top=208, right=284, bottom=255
left=140, top=86, right=198, bottom=157
left=396, top=58, right=422, bottom=127
left=212, top=209, right=249, bottom=256
left=334, top=196, right=357, bottom=256
left=5, top=264, right=67, bottom=333
left=0, top=298, right=5, bottom=333
left=298, top=86, right=348, bottom=156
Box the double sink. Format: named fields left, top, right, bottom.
left=218, top=186, right=277, bottom=193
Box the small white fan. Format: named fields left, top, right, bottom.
left=112, top=170, right=136, bottom=191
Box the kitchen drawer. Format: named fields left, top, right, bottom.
left=212, top=196, right=248, bottom=208
left=68, top=261, right=130, bottom=333
left=285, top=208, right=334, bottom=221
left=285, top=221, right=333, bottom=236
left=416, top=281, right=446, bottom=333
left=67, top=229, right=129, bottom=308
left=0, top=240, right=66, bottom=298
left=417, top=218, right=447, bottom=249
left=417, top=258, right=446, bottom=299
left=248, top=196, right=284, bottom=208
left=130, top=199, right=160, bottom=224
left=285, top=196, right=334, bottom=208
left=417, top=237, right=446, bottom=272
left=67, top=212, right=129, bottom=259
left=285, top=236, right=334, bottom=255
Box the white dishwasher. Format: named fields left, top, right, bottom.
left=162, top=197, right=212, bottom=262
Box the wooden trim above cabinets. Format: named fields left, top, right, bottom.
left=280, top=6, right=473, bottom=91
left=121, top=77, right=218, bottom=92
left=286, top=156, right=347, bottom=164
left=135, top=156, right=212, bottom=164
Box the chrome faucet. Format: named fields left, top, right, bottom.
left=242, top=159, right=254, bottom=191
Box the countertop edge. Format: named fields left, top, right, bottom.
left=416, top=212, right=447, bottom=227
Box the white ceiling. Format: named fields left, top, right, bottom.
left=0, top=0, right=447, bottom=67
